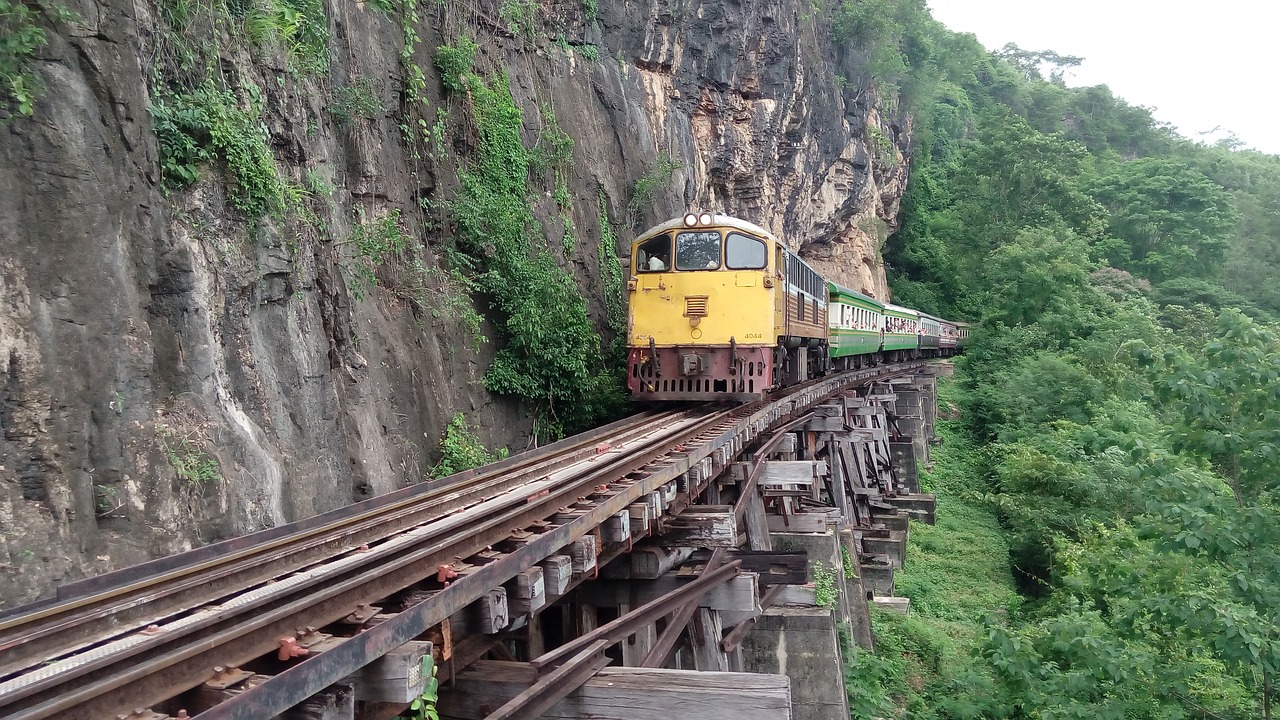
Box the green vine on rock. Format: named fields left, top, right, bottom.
left=1, top=0, right=77, bottom=119
left=597, top=188, right=625, bottom=337
left=449, top=71, right=622, bottom=440
left=154, top=419, right=221, bottom=486
left=242, top=0, right=330, bottom=75
left=499, top=0, right=539, bottom=40
left=531, top=102, right=575, bottom=255
left=345, top=207, right=410, bottom=299
left=150, top=81, right=301, bottom=219
left=433, top=37, right=477, bottom=94
left=626, top=153, right=682, bottom=230
left=429, top=413, right=505, bottom=478
left=813, top=561, right=840, bottom=609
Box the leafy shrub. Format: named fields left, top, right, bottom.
left=346, top=208, right=410, bottom=298
left=433, top=37, right=478, bottom=94
left=449, top=72, right=623, bottom=439
left=430, top=413, right=503, bottom=478
left=499, top=0, right=538, bottom=39
left=243, top=0, right=330, bottom=74
left=149, top=82, right=293, bottom=218
left=626, top=154, right=681, bottom=229
left=0, top=0, right=48, bottom=117
left=327, top=79, right=383, bottom=124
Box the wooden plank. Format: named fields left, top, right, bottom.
left=196, top=675, right=355, bottom=719
left=570, top=536, right=597, bottom=575
left=534, top=562, right=743, bottom=668
left=603, top=510, right=632, bottom=544
left=574, top=572, right=761, bottom=613
left=766, top=512, right=836, bottom=534
left=776, top=433, right=797, bottom=455
left=352, top=641, right=432, bottom=704
left=645, top=491, right=663, bottom=520
left=483, top=640, right=612, bottom=720
left=827, top=440, right=850, bottom=523
left=507, top=567, right=546, bottom=615
left=685, top=550, right=808, bottom=585
left=813, top=404, right=842, bottom=417
left=690, top=608, right=727, bottom=671
left=628, top=546, right=694, bottom=580
left=477, top=588, right=509, bottom=634
left=640, top=548, right=727, bottom=668
left=439, top=667, right=791, bottom=720
left=628, top=502, right=652, bottom=537
left=658, top=507, right=738, bottom=548
left=742, top=490, right=772, bottom=552
left=759, top=461, right=828, bottom=486
left=805, top=416, right=844, bottom=431
left=540, top=555, right=573, bottom=596
left=619, top=605, right=656, bottom=667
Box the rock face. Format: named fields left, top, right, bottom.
left=0, top=0, right=910, bottom=606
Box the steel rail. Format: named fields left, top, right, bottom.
left=1, top=410, right=730, bottom=720
left=1, top=361, right=929, bottom=720
left=189, top=363, right=924, bottom=720
left=0, top=408, right=695, bottom=679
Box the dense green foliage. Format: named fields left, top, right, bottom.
left=150, top=82, right=297, bottom=217
left=429, top=413, right=506, bottom=478
left=147, top=0, right=328, bottom=219
left=1, top=0, right=48, bottom=117
left=441, top=57, right=625, bottom=439
left=848, top=1, right=1280, bottom=717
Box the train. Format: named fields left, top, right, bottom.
left=625, top=212, right=969, bottom=402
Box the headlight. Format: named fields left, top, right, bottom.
left=698, top=212, right=713, bottom=225
left=684, top=213, right=698, bottom=226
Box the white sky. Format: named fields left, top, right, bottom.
left=926, top=0, right=1280, bottom=156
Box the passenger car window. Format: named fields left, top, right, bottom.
left=636, top=233, right=672, bottom=273
left=725, top=232, right=767, bottom=270
left=675, top=231, right=722, bottom=270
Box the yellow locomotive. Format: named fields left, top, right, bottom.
left=626, top=213, right=830, bottom=401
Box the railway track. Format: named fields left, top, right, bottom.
left=0, top=362, right=926, bottom=720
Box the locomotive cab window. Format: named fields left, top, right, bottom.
left=725, top=232, right=767, bottom=270
left=675, top=231, right=722, bottom=270
left=636, top=233, right=672, bottom=273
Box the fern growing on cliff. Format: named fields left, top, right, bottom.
left=149, top=82, right=296, bottom=218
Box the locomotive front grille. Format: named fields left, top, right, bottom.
left=684, top=295, right=708, bottom=317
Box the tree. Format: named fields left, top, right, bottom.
left=981, top=226, right=1098, bottom=328
left=1127, top=310, right=1280, bottom=717
left=1089, top=158, right=1238, bottom=280
left=951, top=112, right=1107, bottom=245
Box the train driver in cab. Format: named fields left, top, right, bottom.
left=637, top=233, right=671, bottom=272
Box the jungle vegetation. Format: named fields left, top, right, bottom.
left=835, top=1, right=1280, bottom=718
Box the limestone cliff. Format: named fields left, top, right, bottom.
left=0, top=0, right=910, bottom=607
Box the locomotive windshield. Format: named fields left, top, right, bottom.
left=675, top=231, right=722, bottom=270
left=725, top=232, right=767, bottom=269
left=636, top=233, right=672, bottom=272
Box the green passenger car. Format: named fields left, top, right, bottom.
left=882, top=302, right=922, bottom=353
left=827, top=281, right=885, bottom=359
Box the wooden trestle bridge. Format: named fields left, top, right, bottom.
left=0, top=362, right=944, bottom=720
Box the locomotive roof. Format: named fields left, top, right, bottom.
left=633, top=214, right=779, bottom=243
